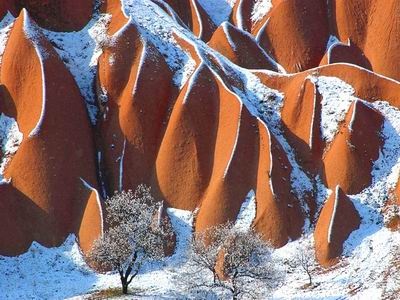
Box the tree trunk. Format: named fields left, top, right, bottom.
left=122, top=283, right=128, bottom=294
left=307, top=270, right=312, bottom=286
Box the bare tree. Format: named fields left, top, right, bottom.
left=175, top=223, right=283, bottom=299
left=88, top=185, right=174, bottom=294
left=291, top=240, right=316, bottom=286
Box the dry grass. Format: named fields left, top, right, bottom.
left=85, top=287, right=146, bottom=299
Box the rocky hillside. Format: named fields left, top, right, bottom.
left=0, top=0, right=399, bottom=280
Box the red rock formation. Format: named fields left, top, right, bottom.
left=231, top=0, right=253, bottom=32
left=322, top=100, right=383, bottom=194
left=155, top=64, right=219, bottom=210
left=97, top=20, right=174, bottom=194
left=77, top=181, right=104, bottom=254
left=101, top=0, right=129, bottom=35
left=1, top=0, right=400, bottom=266
left=208, top=22, right=277, bottom=70
left=281, top=77, right=324, bottom=173
left=96, top=16, right=178, bottom=249
left=150, top=0, right=187, bottom=28
left=333, top=0, right=400, bottom=81
left=162, top=0, right=216, bottom=41
left=314, top=186, right=360, bottom=267
left=253, top=121, right=304, bottom=247
left=256, top=0, right=329, bottom=72
left=0, top=11, right=101, bottom=254
left=193, top=77, right=258, bottom=232
left=162, top=0, right=192, bottom=28
left=320, top=39, right=372, bottom=70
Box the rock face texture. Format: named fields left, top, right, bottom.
left=314, top=186, right=360, bottom=267
left=0, top=0, right=399, bottom=268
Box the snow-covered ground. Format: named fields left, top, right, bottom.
left=2, top=199, right=400, bottom=299
left=0, top=200, right=257, bottom=300
left=0, top=208, right=194, bottom=299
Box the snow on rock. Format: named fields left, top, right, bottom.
left=22, top=9, right=49, bottom=60
left=251, top=0, right=273, bottom=23
left=42, top=13, right=111, bottom=124
left=309, top=75, right=356, bottom=144
left=327, top=186, right=340, bottom=244
left=234, top=68, right=313, bottom=202
left=234, top=190, right=256, bottom=230
left=197, top=0, right=234, bottom=26
left=166, top=208, right=194, bottom=260
left=121, top=0, right=196, bottom=88
left=0, top=113, right=23, bottom=183
left=0, top=12, right=14, bottom=65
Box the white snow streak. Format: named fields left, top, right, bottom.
left=79, top=178, right=104, bottom=235
left=348, top=99, right=358, bottom=132
left=182, top=63, right=204, bottom=105
left=22, top=10, right=47, bottom=138
left=308, top=80, right=317, bottom=149
left=190, top=0, right=203, bottom=38
left=327, top=185, right=340, bottom=244
left=251, top=0, right=273, bottom=24
left=222, top=102, right=242, bottom=179
left=119, top=138, right=127, bottom=192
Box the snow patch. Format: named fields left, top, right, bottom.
left=118, top=139, right=126, bottom=192
left=251, top=0, right=273, bottom=24
left=0, top=208, right=195, bottom=299
left=309, top=75, right=355, bottom=143
left=42, top=13, right=111, bottom=124
left=234, top=190, right=256, bottom=230
left=197, top=0, right=234, bottom=26
left=182, top=63, right=204, bottom=105
left=0, top=12, right=14, bottom=65
left=121, top=0, right=196, bottom=88
left=0, top=114, right=23, bottom=183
